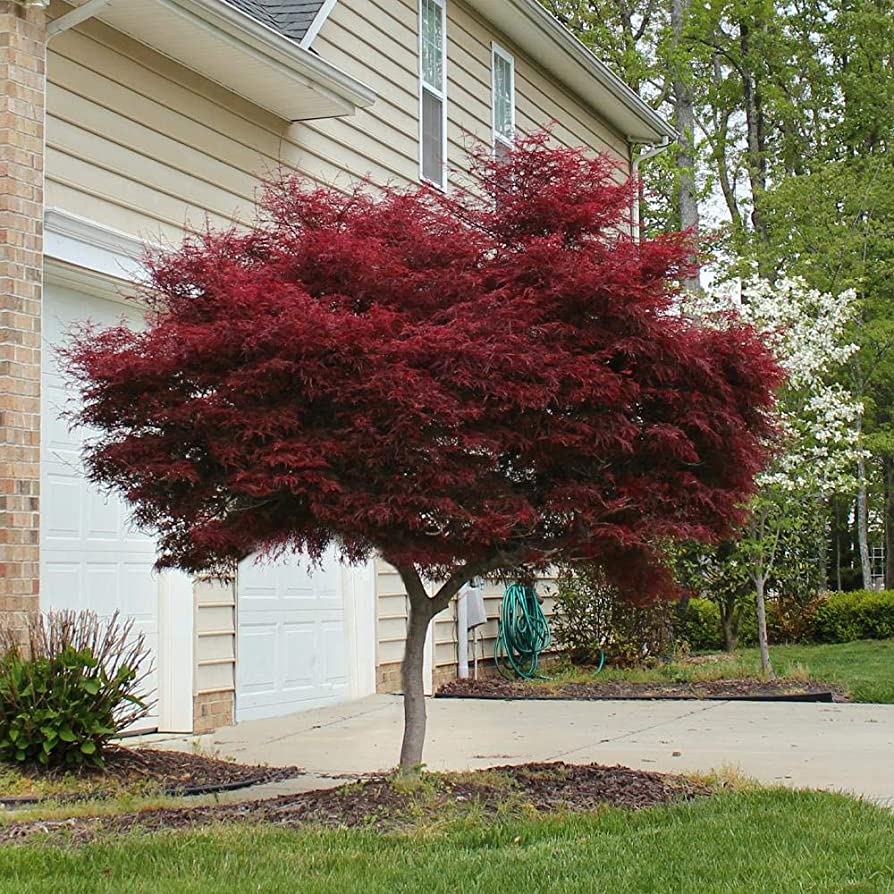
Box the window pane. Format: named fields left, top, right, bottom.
left=421, top=0, right=443, bottom=88
left=422, top=87, right=443, bottom=185
left=493, top=52, right=513, bottom=142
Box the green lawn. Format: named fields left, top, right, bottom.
left=545, top=638, right=894, bottom=702
left=738, top=639, right=894, bottom=703
left=0, top=790, right=891, bottom=893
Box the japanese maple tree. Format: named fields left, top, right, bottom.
left=66, top=134, right=781, bottom=771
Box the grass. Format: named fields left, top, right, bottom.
left=0, top=765, right=171, bottom=801
left=738, top=639, right=894, bottom=703
left=543, top=638, right=894, bottom=702
left=0, top=789, right=891, bottom=893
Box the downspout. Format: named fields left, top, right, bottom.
left=456, top=585, right=469, bottom=679
left=628, top=137, right=670, bottom=242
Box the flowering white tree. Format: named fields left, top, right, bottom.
left=683, top=276, right=863, bottom=674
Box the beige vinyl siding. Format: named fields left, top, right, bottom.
left=46, top=0, right=628, bottom=251
left=378, top=568, right=561, bottom=691
left=193, top=579, right=236, bottom=698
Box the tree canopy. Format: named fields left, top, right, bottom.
left=66, top=136, right=780, bottom=605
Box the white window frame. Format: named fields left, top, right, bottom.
left=418, top=0, right=448, bottom=189
left=491, top=42, right=516, bottom=153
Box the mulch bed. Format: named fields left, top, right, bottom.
left=0, top=761, right=711, bottom=845
left=0, top=747, right=304, bottom=805
left=437, top=677, right=846, bottom=702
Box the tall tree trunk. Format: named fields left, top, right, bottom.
left=739, top=22, right=770, bottom=267
left=884, top=455, right=894, bottom=589
left=754, top=572, right=774, bottom=677
left=834, top=499, right=843, bottom=591
left=398, top=594, right=434, bottom=773
left=856, top=448, right=873, bottom=589
left=718, top=596, right=742, bottom=652
left=720, top=612, right=740, bottom=652
left=670, top=0, right=700, bottom=292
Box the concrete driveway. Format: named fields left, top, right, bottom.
left=154, top=695, right=894, bottom=805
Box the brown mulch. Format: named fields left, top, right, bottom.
left=0, top=761, right=711, bottom=845
left=0, top=747, right=304, bottom=803
left=437, top=676, right=847, bottom=702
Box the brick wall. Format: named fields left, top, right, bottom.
left=0, top=2, right=46, bottom=633
left=193, top=690, right=235, bottom=734
left=376, top=661, right=402, bottom=693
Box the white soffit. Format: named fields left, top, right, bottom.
left=59, top=0, right=375, bottom=121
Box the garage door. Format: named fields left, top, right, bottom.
left=236, top=549, right=348, bottom=722
left=41, top=285, right=160, bottom=729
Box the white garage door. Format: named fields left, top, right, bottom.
left=236, top=550, right=349, bottom=722
left=41, top=285, right=160, bottom=729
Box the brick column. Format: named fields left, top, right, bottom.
left=0, top=2, right=46, bottom=631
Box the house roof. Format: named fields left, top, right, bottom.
left=224, top=0, right=326, bottom=43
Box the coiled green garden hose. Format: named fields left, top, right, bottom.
left=494, top=582, right=552, bottom=680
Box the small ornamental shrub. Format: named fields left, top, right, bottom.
left=0, top=611, right=152, bottom=769
left=767, top=591, right=826, bottom=643
left=809, top=590, right=894, bottom=644
left=555, top=567, right=676, bottom=666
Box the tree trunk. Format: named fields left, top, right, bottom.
left=739, top=22, right=770, bottom=265
left=884, top=455, right=894, bottom=589
left=720, top=612, right=740, bottom=652
left=754, top=573, right=774, bottom=677
left=398, top=595, right=434, bottom=774
left=393, top=562, right=479, bottom=774
left=857, top=451, right=873, bottom=589
left=719, top=597, right=742, bottom=652
left=834, top=499, right=843, bottom=591
left=670, top=0, right=700, bottom=292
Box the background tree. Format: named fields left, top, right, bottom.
left=552, top=0, right=894, bottom=593
left=66, top=136, right=781, bottom=771
left=674, top=541, right=752, bottom=651
left=684, top=276, right=863, bottom=673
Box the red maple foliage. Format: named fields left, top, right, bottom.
left=66, top=135, right=780, bottom=767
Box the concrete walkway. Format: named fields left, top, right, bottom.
left=150, top=695, right=894, bottom=805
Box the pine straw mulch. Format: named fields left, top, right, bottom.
left=0, top=747, right=304, bottom=804
left=0, top=762, right=712, bottom=845
left=437, top=676, right=845, bottom=702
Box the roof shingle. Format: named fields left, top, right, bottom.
left=224, top=0, right=326, bottom=42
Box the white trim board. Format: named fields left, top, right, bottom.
left=300, top=0, right=338, bottom=49
left=44, top=208, right=150, bottom=284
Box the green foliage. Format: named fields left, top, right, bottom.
left=810, top=590, right=894, bottom=644
left=672, top=590, right=894, bottom=651
left=673, top=599, right=723, bottom=652
left=0, top=612, right=151, bottom=769
left=554, top=567, right=675, bottom=666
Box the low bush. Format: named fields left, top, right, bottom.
left=672, top=589, right=894, bottom=651
left=0, top=611, right=152, bottom=769
left=810, top=590, right=894, bottom=644
left=673, top=599, right=724, bottom=652
left=554, top=567, right=675, bottom=666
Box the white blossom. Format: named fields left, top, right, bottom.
left=681, top=275, right=864, bottom=501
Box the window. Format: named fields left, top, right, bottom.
left=491, top=44, right=515, bottom=156
left=419, top=0, right=446, bottom=187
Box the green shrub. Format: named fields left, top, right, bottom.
left=554, top=567, right=675, bottom=666
left=0, top=611, right=152, bottom=768
left=673, top=599, right=724, bottom=652
left=810, top=590, right=894, bottom=644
